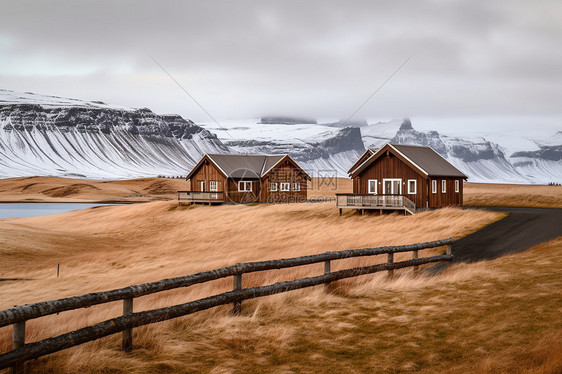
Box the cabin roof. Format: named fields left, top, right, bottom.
left=187, top=153, right=311, bottom=180
left=349, top=143, right=467, bottom=178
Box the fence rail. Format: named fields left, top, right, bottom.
left=0, top=238, right=454, bottom=371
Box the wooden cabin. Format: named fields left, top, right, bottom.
left=180, top=153, right=311, bottom=204
left=337, top=143, right=468, bottom=214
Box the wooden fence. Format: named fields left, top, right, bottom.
left=0, top=238, right=454, bottom=372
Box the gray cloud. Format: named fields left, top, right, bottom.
left=1, top=0, right=561, bottom=122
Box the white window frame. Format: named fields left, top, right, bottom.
left=238, top=181, right=252, bottom=192
left=382, top=178, right=402, bottom=195
left=432, top=180, right=437, bottom=194
left=407, top=179, right=417, bottom=195
left=368, top=179, right=378, bottom=194
left=200, top=180, right=205, bottom=192
left=292, top=182, right=300, bottom=191
left=455, top=180, right=460, bottom=193
left=209, top=180, right=218, bottom=192
left=280, top=182, right=290, bottom=191
left=442, top=180, right=447, bottom=193
left=269, top=182, right=278, bottom=191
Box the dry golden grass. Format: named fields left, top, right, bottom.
left=464, top=182, right=562, bottom=208
left=307, top=177, right=353, bottom=198
left=0, top=202, right=500, bottom=307
left=0, top=201, right=505, bottom=373
left=3, top=176, right=560, bottom=209
left=308, top=178, right=562, bottom=209
left=0, top=176, right=190, bottom=202
left=0, top=185, right=560, bottom=373
left=0, top=176, right=350, bottom=203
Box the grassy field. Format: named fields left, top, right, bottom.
left=0, top=177, right=560, bottom=372
left=0, top=176, right=190, bottom=202
left=463, top=182, right=562, bottom=208
left=1, top=176, right=561, bottom=209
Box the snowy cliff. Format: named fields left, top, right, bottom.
left=0, top=90, right=227, bottom=178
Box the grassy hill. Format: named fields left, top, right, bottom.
left=0, top=179, right=560, bottom=373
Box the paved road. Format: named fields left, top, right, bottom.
left=452, top=207, right=562, bottom=262
left=430, top=207, right=562, bottom=272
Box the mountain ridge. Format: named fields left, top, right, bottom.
left=0, top=89, right=227, bottom=179
left=0, top=89, right=559, bottom=184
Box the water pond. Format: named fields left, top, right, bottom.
left=0, top=203, right=119, bottom=219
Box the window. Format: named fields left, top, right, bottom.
left=292, top=182, right=300, bottom=191
left=383, top=178, right=402, bottom=195
left=455, top=180, right=460, bottom=193
left=269, top=182, right=278, bottom=191
left=200, top=180, right=205, bottom=192
left=407, top=180, right=417, bottom=194
left=238, top=181, right=252, bottom=192
left=442, top=180, right=446, bottom=193
left=432, top=180, right=437, bottom=194
left=280, top=182, right=290, bottom=191
left=209, top=181, right=218, bottom=192
left=368, top=179, right=377, bottom=194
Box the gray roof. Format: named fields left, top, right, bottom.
left=351, top=143, right=467, bottom=178
left=207, top=154, right=287, bottom=179
left=391, top=144, right=467, bottom=177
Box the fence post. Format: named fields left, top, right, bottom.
left=122, top=298, right=133, bottom=352
left=11, top=321, right=25, bottom=374
left=387, top=252, right=394, bottom=278
left=233, top=274, right=242, bottom=315
left=324, top=260, right=331, bottom=289
left=413, top=250, right=419, bottom=275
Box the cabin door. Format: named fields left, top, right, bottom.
left=383, top=178, right=402, bottom=195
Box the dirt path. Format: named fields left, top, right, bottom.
left=450, top=207, right=562, bottom=262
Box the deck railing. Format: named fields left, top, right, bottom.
left=177, top=191, right=225, bottom=204
left=0, top=238, right=453, bottom=371
left=336, top=194, right=416, bottom=214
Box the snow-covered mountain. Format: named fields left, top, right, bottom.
left=199, top=118, right=365, bottom=176
left=201, top=117, right=561, bottom=184
left=389, top=120, right=561, bottom=183
left=0, top=90, right=227, bottom=179
left=0, top=89, right=559, bottom=183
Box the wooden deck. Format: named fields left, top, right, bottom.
left=177, top=191, right=225, bottom=205
left=336, top=194, right=416, bottom=215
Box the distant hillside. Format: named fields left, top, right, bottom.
left=0, top=89, right=228, bottom=179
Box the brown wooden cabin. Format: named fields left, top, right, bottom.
left=180, top=153, right=311, bottom=204
left=337, top=143, right=468, bottom=215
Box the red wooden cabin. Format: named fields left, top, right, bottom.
left=180, top=153, right=311, bottom=204
left=338, top=143, right=468, bottom=214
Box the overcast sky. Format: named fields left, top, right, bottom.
left=1, top=0, right=561, bottom=131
